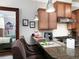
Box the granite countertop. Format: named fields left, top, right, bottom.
left=39, top=40, right=65, bottom=48
left=40, top=41, right=79, bottom=59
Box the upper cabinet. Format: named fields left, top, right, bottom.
left=67, top=13, right=76, bottom=29
left=54, top=1, right=72, bottom=18
left=48, top=12, right=57, bottom=29
left=38, top=9, right=48, bottom=30
left=65, top=3, right=72, bottom=18
left=73, top=9, right=79, bottom=36
left=38, top=8, right=57, bottom=30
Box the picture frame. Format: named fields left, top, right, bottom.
left=22, top=19, right=28, bottom=26
left=30, top=21, right=35, bottom=28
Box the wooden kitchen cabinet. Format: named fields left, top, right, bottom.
left=48, top=12, right=57, bottom=29
left=38, top=8, right=57, bottom=30
left=67, top=13, right=76, bottom=29
left=38, top=8, right=48, bottom=29
left=70, top=9, right=79, bottom=42
left=74, top=9, right=79, bottom=36
left=54, top=1, right=72, bottom=18
left=65, top=4, right=72, bottom=18
left=54, top=2, right=64, bottom=17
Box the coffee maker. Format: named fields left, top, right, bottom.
left=44, top=32, right=53, bottom=41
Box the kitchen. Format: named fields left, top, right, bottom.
left=37, top=1, right=76, bottom=44
left=36, top=1, right=78, bottom=59
left=0, top=0, right=79, bottom=59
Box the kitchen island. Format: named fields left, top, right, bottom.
left=40, top=41, right=79, bottom=59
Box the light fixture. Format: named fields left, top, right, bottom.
left=34, top=15, right=38, bottom=21
left=46, top=0, right=55, bottom=13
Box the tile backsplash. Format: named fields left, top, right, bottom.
left=40, top=23, right=70, bottom=38
left=53, top=23, right=69, bottom=37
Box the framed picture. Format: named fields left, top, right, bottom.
left=30, top=21, right=35, bottom=28
left=22, top=19, right=28, bottom=26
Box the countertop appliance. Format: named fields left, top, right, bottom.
left=44, top=32, right=53, bottom=41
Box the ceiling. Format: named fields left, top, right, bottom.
left=33, top=0, right=58, bottom=3
left=33, top=0, right=79, bottom=10
left=33, top=0, right=79, bottom=3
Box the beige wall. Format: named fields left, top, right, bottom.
left=0, top=0, right=78, bottom=59
left=72, top=0, right=79, bottom=2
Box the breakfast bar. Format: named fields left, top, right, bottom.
left=40, top=41, right=79, bottom=59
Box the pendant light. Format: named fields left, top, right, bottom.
left=46, top=0, right=55, bottom=13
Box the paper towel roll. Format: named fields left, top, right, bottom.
left=66, top=38, right=75, bottom=49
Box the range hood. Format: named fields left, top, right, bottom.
left=58, top=18, right=76, bottom=23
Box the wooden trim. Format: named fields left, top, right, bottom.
left=0, top=6, right=19, bottom=11
left=37, top=8, right=46, bottom=11
left=47, top=12, right=49, bottom=30
left=54, top=1, right=72, bottom=5
left=16, top=8, right=19, bottom=40
left=0, top=6, right=19, bottom=54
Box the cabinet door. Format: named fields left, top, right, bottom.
left=67, top=13, right=76, bottom=29
left=65, top=4, right=71, bottom=18
left=75, top=10, right=79, bottom=36
left=48, top=12, right=57, bottom=29
left=54, top=2, right=71, bottom=18
left=38, top=9, right=48, bottom=30
left=54, top=2, right=65, bottom=17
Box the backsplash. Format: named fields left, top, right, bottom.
left=40, top=23, right=70, bottom=38
left=53, top=23, right=69, bottom=37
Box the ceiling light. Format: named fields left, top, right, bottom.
left=46, top=0, right=55, bottom=13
